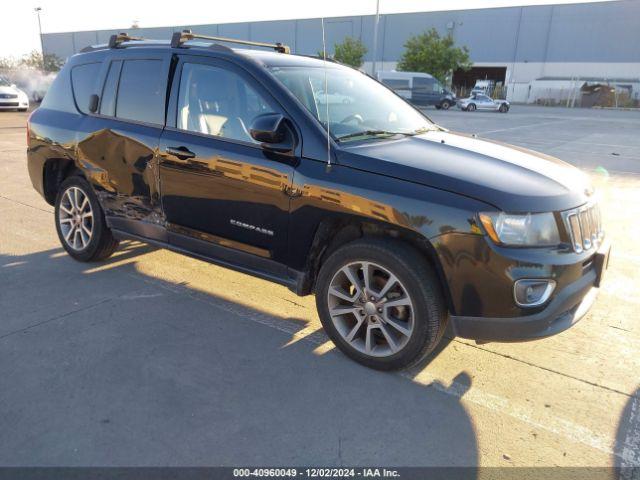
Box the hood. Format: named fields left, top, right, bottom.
left=338, top=130, right=592, bottom=212
left=0, top=85, right=24, bottom=96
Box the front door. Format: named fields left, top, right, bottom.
left=476, top=95, right=496, bottom=110
left=158, top=56, right=297, bottom=265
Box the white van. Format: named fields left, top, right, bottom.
left=376, top=71, right=456, bottom=109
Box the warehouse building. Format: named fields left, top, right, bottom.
left=41, top=0, right=640, bottom=104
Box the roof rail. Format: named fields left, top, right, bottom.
left=108, top=32, right=144, bottom=48
left=170, top=29, right=290, bottom=54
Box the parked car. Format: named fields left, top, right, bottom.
left=458, top=93, right=510, bottom=112
left=470, top=79, right=495, bottom=96
left=0, top=76, right=29, bottom=111
left=27, top=31, right=610, bottom=370
left=377, top=71, right=456, bottom=110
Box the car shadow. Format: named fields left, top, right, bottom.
left=615, top=386, right=640, bottom=479
left=0, top=243, right=478, bottom=469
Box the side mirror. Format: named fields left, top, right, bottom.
left=249, top=113, right=293, bottom=153
left=88, top=94, right=99, bottom=113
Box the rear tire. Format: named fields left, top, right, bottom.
left=315, top=238, right=447, bottom=371
left=467, top=103, right=477, bottom=112
left=54, top=175, right=119, bottom=262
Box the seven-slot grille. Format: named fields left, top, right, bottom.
left=0, top=94, right=18, bottom=99
left=564, top=204, right=604, bottom=253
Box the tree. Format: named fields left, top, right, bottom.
left=20, top=50, right=64, bottom=72
left=333, top=37, right=367, bottom=69
left=0, top=56, right=18, bottom=70
left=397, top=28, right=471, bottom=84
left=317, top=36, right=367, bottom=69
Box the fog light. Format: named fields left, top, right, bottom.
left=513, top=279, right=556, bottom=307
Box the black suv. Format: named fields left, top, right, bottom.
left=27, top=32, right=610, bottom=370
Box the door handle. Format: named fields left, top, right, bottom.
left=165, top=146, right=195, bottom=160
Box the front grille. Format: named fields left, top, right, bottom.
left=564, top=203, right=604, bottom=253
left=0, top=94, right=18, bottom=99
left=0, top=102, right=19, bottom=107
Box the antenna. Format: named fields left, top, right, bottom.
left=321, top=18, right=331, bottom=168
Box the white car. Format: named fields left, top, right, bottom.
left=458, top=93, right=509, bottom=112
left=0, top=77, right=29, bottom=112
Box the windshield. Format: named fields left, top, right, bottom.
left=0, top=77, right=11, bottom=87
left=269, top=66, right=436, bottom=142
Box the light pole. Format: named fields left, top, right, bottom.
left=372, top=0, right=380, bottom=77
left=34, top=7, right=44, bottom=69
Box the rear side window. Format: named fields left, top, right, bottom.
left=115, top=59, right=165, bottom=125
left=382, top=78, right=410, bottom=89
left=99, top=60, right=122, bottom=116
left=71, top=63, right=101, bottom=114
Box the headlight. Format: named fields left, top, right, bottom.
left=479, top=212, right=560, bottom=246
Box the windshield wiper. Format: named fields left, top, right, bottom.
left=337, top=130, right=409, bottom=142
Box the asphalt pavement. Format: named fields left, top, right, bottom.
left=0, top=105, right=638, bottom=469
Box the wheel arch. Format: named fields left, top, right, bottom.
left=300, top=217, right=454, bottom=315
left=43, top=159, right=83, bottom=205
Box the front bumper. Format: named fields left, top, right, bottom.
left=449, top=240, right=610, bottom=342
left=0, top=99, right=29, bottom=109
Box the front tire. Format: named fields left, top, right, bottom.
left=54, top=175, right=119, bottom=262
left=316, top=238, right=447, bottom=371
left=499, top=104, right=509, bottom=113
left=467, top=103, right=477, bottom=112
left=441, top=100, right=451, bottom=110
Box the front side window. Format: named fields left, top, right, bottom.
left=270, top=66, right=435, bottom=142
left=115, top=59, right=165, bottom=125
left=177, top=62, right=276, bottom=144
left=71, top=63, right=101, bottom=114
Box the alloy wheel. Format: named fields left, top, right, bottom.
left=58, top=186, right=94, bottom=251
left=327, top=261, right=415, bottom=357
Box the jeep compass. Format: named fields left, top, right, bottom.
left=26, top=31, right=611, bottom=370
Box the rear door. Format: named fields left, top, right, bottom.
left=76, top=50, right=171, bottom=237
left=158, top=55, right=298, bottom=266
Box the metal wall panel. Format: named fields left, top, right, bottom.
left=42, top=0, right=640, bottom=65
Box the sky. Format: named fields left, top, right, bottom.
left=1, top=0, right=615, bottom=58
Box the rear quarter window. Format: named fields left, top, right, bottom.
left=71, top=62, right=102, bottom=114
left=39, top=66, right=75, bottom=114
left=115, top=59, right=165, bottom=125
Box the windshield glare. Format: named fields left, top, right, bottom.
left=269, top=66, right=435, bottom=141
